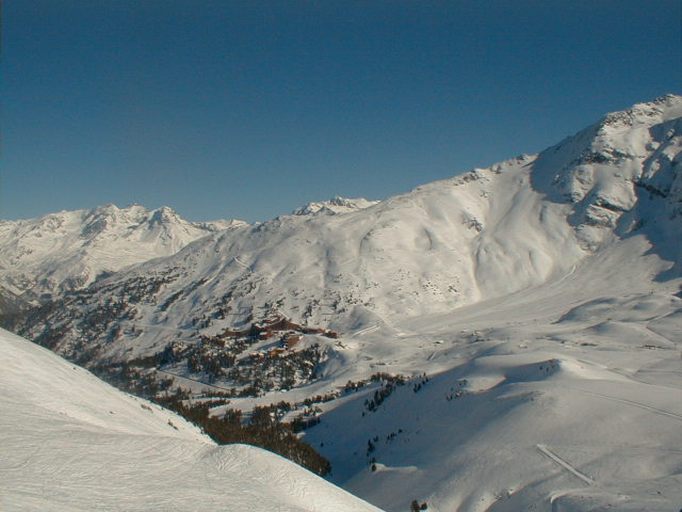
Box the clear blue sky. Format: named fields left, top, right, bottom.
left=2, top=1, right=680, bottom=222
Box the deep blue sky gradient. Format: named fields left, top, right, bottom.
left=2, top=1, right=681, bottom=222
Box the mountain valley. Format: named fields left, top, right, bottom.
left=3, top=95, right=682, bottom=511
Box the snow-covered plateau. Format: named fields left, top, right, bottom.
left=3, top=95, right=682, bottom=511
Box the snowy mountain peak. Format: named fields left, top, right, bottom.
left=81, top=204, right=124, bottom=237
left=600, top=93, right=682, bottom=130
left=532, top=94, right=682, bottom=251
left=81, top=204, right=180, bottom=238
left=149, top=206, right=181, bottom=226
left=293, top=196, right=380, bottom=216
left=0, top=204, right=244, bottom=299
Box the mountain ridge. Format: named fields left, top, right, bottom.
left=14, top=95, right=682, bottom=368
left=0, top=203, right=246, bottom=300
left=6, top=94, right=682, bottom=511
left=292, top=196, right=381, bottom=216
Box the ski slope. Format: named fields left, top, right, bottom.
left=0, top=328, right=382, bottom=512
left=299, top=234, right=682, bottom=511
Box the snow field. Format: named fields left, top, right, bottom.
left=0, top=328, right=382, bottom=512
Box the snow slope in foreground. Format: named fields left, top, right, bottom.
left=0, top=329, right=382, bottom=512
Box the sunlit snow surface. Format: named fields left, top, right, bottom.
left=301, top=234, right=682, bottom=511
left=4, top=96, right=682, bottom=512
left=0, top=204, right=244, bottom=298
left=0, top=329, right=382, bottom=512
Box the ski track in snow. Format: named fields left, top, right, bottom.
left=155, top=369, right=237, bottom=394
left=233, top=255, right=251, bottom=271
left=536, top=444, right=596, bottom=486
left=353, top=324, right=380, bottom=336
left=571, top=388, right=682, bottom=423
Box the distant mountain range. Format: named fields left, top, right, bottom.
left=0, top=203, right=245, bottom=301
left=4, top=94, right=682, bottom=511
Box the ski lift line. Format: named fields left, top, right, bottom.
left=133, top=323, right=195, bottom=335
left=569, top=388, right=682, bottom=422
left=156, top=369, right=236, bottom=393
left=353, top=324, right=380, bottom=336
left=331, top=258, right=359, bottom=268
left=233, top=255, right=277, bottom=282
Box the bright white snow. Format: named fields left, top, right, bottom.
left=301, top=234, right=682, bottom=511
left=5, top=95, right=682, bottom=512
left=292, top=196, right=381, bottom=216
left=0, top=328, right=382, bottom=512
left=0, top=204, right=245, bottom=299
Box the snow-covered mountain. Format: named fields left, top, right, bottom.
left=0, top=204, right=245, bottom=300
left=292, top=196, right=380, bottom=216
left=533, top=93, right=682, bottom=259
left=0, top=328, right=382, bottom=512
left=10, top=95, right=682, bottom=511
left=20, top=96, right=682, bottom=343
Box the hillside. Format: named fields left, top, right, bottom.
left=0, top=328, right=382, bottom=512
left=302, top=234, right=682, bottom=510
left=7, top=95, right=682, bottom=511
left=15, top=96, right=682, bottom=361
